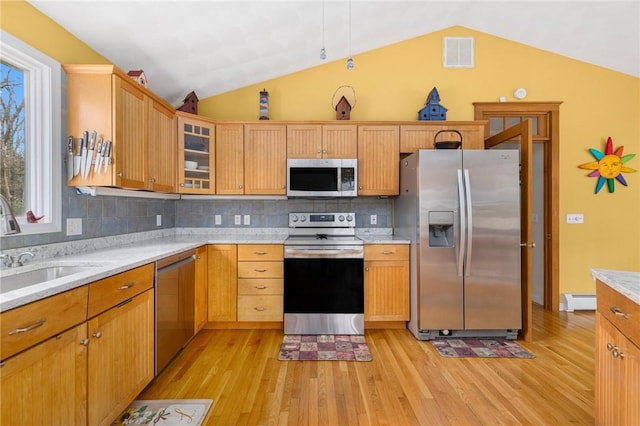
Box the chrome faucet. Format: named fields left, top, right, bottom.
left=0, top=251, right=34, bottom=268
left=0, top=194, right=21, bottom=235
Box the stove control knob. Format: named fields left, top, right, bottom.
left=300, top=216, right=307, bottom=222
left=291, top=215, right=299, bottom=222
left=346, top=215, right=353, bottom=222
left=338, top=215, right=345, bottom=222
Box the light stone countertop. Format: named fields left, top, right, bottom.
left=592, top=269, right=640, bottom=305
left=0, top=227, right=406, bottom=312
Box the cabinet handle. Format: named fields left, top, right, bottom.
left=80, top=339, right=89, bottom=346
left=149, top=177, right=156, bottom=183
left=382, top=251, right=394, bottom=255
left=610, top=306, right=629, bottom=319
left=118, top=282, right=135, bottom=290
left=254, top=251, right=267, bottom=255
left=117, top=172, right=124, bottom=177
left=254, top=269, right=267, bottom=272
left=365, top=267, right=369, bottom=272
left=612, top=348, right=625, bottom=359
left=8, top=318, right=46, bottom=335
left=239, top=185, right=243, bottom=189
left=254, top=307, right=266, bottom=311
left=254, top=285, right=268, bottom=289
left=606, top=342, right=614, bottom=351
left=92, top=331, right=102, bottom=339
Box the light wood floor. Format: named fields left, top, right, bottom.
left=138, top=304, right=595, bottom=425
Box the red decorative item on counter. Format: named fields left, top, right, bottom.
left=26, top=210, right=45, bottom=223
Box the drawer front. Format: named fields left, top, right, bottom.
left=237, top=295, right=283, bottom=321
left=237, top=261, right=283, bottom=278
left=364, top=244, right=409, bottom=261
left=238, top=278, right=283, bottom=295
left=88, top=263, right=154, bottom=318
left=597, top=280, right=640, bottom=347
left=237, top=244, right=283, bottom=261
left=1, top=286, right=88, bottom=360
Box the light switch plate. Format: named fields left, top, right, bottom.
left=566, top=213, right=584, bottom=224
left=234, top=215, right=241, bottom=225
left=156, top=215, right=162, bottom=226
left=215, top=215, right=222, bottom=225
left=370, top=214, right=377, bottom=225
left=243, top=215, right=250, bottom=225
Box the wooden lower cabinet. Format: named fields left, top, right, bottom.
left=194, top=245, right=208, bottom=333
left=364, top=244, right=410, bottom=322
left=595, top=280, right=640, bottom=425
left=237, top=244, right=284, bottom=322
left=87, top=288, right=155, bottom=426
left=208, top=244, right=238, bottom=322
left=0, top=323, right=88, bottom=426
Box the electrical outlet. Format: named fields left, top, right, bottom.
left=156, top=215, right=162, bottom=226
left=234, top=215, right=241, bottom=225
left=370, top=214, right=377, bottom=225
left=66, top=218, right=82, bottom=236
left=566, top=213, right=584, bottom=224
left=215, top=215, right=222, bottom=225
left=243, top=215, right=251, bottom=225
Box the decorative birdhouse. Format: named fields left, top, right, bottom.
left=259, top=89, right=269, bottom=120
left=335, top=96, right=352, bottom=120
left=177, top=91, right=199, bottom=115
left=418, top=86, right=447, bottom=121
left=127, top=70, right=147, bottom=87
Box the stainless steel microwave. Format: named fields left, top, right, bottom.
left=286, top=158, right=357, bottom=197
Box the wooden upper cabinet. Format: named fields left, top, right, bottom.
left=400, top=121, right=485, bottom=152
left=216, top=123, right=245, bottom=194
left=287, top=124, right=357, bottom=159
left=177, top=113, right=215, bottom=194
left=64, top=64, right=176, bottom=190
left=148, top=99, right=176, bottom=192
left=357, top=125, right=399, bottom=196
left=244, top=124, right=287, bottom=195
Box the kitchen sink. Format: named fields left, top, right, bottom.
left=0, top=263, right=106, bottom=294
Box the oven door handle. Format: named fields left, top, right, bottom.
left=285, top=248, right=363, bottom=258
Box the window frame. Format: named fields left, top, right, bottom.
left=1, top=30, right=61, bottom=236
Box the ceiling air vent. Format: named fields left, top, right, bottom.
left=443, top=37, right=474, bottom=68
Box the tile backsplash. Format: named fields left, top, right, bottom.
left=1, top=186, right=393, bottom=251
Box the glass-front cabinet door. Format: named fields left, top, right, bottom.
left=177, top=113, right=215, bottom=193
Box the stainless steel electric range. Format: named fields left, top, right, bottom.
left=283, top=212, right=364, bottom=335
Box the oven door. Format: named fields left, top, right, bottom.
left=284, top=255, right=364, bottom=335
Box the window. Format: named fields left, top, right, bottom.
left=0, top=30, right=61, bottom=235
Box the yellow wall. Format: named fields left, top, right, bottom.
left=201, top=26, right=640, bottom=295
left=0, top=0, right=108, bottom=64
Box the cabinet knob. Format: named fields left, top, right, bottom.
left=612, top=348, right=625, bottom=359
left=358, top=185, right=363, bottom=190
left=80, top=339, right=90, bottom=346
left=239, top=185, right=243, bottom=189
left=117, top=172, right=124, bottom=177
left=365, top=267, right=369, bottom=272
left=92, top=331, right=102, bottom=339
left=149, top=178, right=156, bottom=183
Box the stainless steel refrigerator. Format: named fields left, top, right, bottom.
left=395, top=149, right=521, bottom=340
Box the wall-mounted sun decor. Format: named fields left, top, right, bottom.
left=578, top=136, right=636, bottom=194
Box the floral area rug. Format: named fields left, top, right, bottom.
left=431, top=338, right=535, bottom=358
left=112, top=399, right=213, bottom=425
left=278, top=334, right=372, bottom=361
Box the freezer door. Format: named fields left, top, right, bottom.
left=462, top=150, right=521, bottom=330
left=417, top=150, right=464, bottom=331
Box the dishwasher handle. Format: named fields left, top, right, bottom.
left=157, top=251, right=196, bottom=274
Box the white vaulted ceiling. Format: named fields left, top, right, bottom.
left=28, top=1, right=640, bottom=105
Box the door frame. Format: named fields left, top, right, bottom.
left=474, top=102, right=561, bottom=314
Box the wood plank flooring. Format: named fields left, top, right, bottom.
left=137, top=305, right=595, bottom=425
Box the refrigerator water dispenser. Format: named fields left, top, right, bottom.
left=428, top=211, right=454, bottom=247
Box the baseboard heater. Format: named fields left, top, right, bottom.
left=561, top=293, right=597, bottom=312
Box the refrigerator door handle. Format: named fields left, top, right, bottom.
left=457, top=169, right=466, bottom=277
left=463, top=169, right=473, bottom=277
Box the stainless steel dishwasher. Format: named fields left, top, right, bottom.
left=155, top=249, right=196, bottom=376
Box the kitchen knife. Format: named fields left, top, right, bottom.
left=102, top=141, right=112, bottom=173
left=67, top=136, right=74, bottom=180
left=83, top=131, right=97, bottom=178
left=93, top=137, right=104, bottom=174
left=74, top=137, right=84, bottom=177
left=80, top=131, right=88, bottom=179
